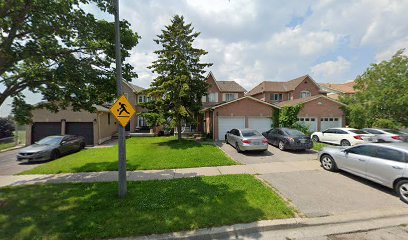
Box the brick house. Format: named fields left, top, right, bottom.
left=27, top=80, right=147, bottom=146
left=320, top=81, right=357, bottom=100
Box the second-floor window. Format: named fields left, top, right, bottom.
left=138, top=95, right=150, bottom=103
left=271, top=93, right=283, bottom=102
left=208, top=93, right=218, bottom=102
left=201, top=95, right=206, bottom=102
left=225, top=93, right=236, bottom=101
left=300, top=91, right=311, bottom=98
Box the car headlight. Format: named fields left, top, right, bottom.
left=288, top=138, right=294, bottom=143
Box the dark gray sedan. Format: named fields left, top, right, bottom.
left=17, top=135, right=86, bottom=162
left=262, top=128, right=313, bottom=151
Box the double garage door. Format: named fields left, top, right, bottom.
left=320, top=117, right=342, bottom=131
left=218, top=117, right=272, bottom=140
left=31, top=122, right=94, bottom=145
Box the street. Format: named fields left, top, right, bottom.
left=0, top=149, right=46, bottom=175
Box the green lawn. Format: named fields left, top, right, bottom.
left=0, top=175, right=295, bottom=240
left=22, top=137, right=236, bottom=174
left=312, top=142, right=329, bottom=152
left=0, top=142, right=15, bottom=151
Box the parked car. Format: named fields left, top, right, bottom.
left=17, top=135, right=86, bottom=162
left=318, top=143, right=408, bottom=203
left=362, top=128, right=407, bottom=143
left=311, top=128, right=375, bottom=146
left=225, top=128, right=268, bottom=153
left=262, top=128, right=313, bottom=151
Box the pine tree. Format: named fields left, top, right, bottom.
left=147, top=15, right=212, bottom=140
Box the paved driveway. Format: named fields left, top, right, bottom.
left=217, top=141, right=407, bottom=217
left=0, top=149, right=46, bottom=175
left=217, top=141, right=317, bottom=164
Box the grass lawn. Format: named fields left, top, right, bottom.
left=0, top=142, right=15, bottom=151
left=22, top=137, right=236, bottom=174
left=312, top=142, right=329, bottom=152
left=0, top=175, right=295, bottom=240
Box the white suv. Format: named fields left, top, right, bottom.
left=311, top=128, right=375, bottom=146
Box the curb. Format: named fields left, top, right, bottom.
left=0, top=145, right=24, bottom=153
left=113, top=208, right=408, bottom=240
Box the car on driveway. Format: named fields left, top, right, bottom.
left=225, top=128, right=268, bottom=153
left=362, top=128, right=406, bottom=142
left=311, top=128, right=375, bottom=146
left=318, top=143, right=408, bottom=203
left=262, top=128, right=313, bottom=151
left=17, top=135, right=86, bottom=162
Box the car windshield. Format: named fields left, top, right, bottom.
left=349, top=130, right=368, bottom=134
left=384, top=129, right=402, bottom=134
left=36, top=136, right=63, bottom=145
left=283, top=129, right=305, bottom=136
left=241, top=130, right=261, bottom=137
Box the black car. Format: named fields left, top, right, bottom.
left=262, top=128, right=313, bottom=151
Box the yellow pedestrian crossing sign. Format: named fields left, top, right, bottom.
left=110, top=95, right=136, bottom=127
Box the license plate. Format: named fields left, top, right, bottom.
left=253, top=141, right=260, bottom=145
left=367, top=138, right=373, bottom=141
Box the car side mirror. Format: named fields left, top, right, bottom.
left=60, top=141, right=67, bottom=145
left=226, top=131, right=230, bottom=134
left=342, top=149, right=349, bottom=154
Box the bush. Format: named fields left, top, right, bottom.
left=0, top=117, right=15, bottom=139
left=372, top=118, right=401, bottom=129
left=291, top=123, right=311, bottom=136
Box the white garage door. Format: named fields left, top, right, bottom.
left=248, top=117, right=272, bottom=134
left=297, top=117, right=318, bottom=132
left=218, top=117, right=245, bottom=140
left=320, top=117, right=342, bottom=131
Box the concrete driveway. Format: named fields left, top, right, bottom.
left=217, top=141, right=317, bottom=164
left=217, top=141, right=407, bottom=217
left=0, top=149, right=46, bottom=175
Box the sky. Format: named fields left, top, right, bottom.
left=1, top=0, right=407, bottom=116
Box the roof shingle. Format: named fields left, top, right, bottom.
left=247, top=75, right=309, bottom=95
left=320, top=81, right=356, bottom=94
left=216, top=81, right=247, bottom=92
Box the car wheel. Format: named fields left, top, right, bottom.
left=278, top=141, right=285, bottom=151
left=80, top=142, right=85, bottom=149
left=395, top=180, right=408, bottom=204
left=341, top=139, right=351, bottom=146
left=235, top=143, right=242, bottom=153
left=312, top=135, right=319, bottom=142
left=320, top=154, right=337, bottom=172
left=50, top=150, right=60, bottom=161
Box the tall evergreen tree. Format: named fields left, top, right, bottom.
left=147, top=15, right=212, bottom=140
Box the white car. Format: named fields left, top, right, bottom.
left=362, top=128, right=404, bottom=143
left=311, top=128, right=375, bottom=146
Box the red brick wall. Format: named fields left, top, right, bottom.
left=292, top=78, right=321, bottom=99
left=212, top=98, right=276, bottom=140
left=203, top=74, right=221, bottom=107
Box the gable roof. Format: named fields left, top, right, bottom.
left=207, top=72, right=247, bottom=93
left=277, top=94, right=347, bottom=107
left=122, top=80, right=145, bottom=93
left=320, top=81, right=356, bottom=94
left=247, top=75, right=319, bottom=96
left=202, top=96, right=280, bottom=111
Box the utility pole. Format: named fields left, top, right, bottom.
left=114, top=0, right=127, bottom=197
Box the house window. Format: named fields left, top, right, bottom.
left=271, top=93, right=283, bottom=102
left=201, top=95, right=206, bottom=102
left=138, top=116, right=147, bottom=127
left=208, top=93, right=218, bottom=102
left=225, top=93, right=236, bottom=101
left=288, top=92, right=292, bottom=100
left=138, top=95, right=150, bottom=103
left=300, top=91, right=311, bottom=98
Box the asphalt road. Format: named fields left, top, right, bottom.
left=0, top=149, right=45, bottom=175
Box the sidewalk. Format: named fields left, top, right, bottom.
left=0, top=160, right=321, bottom=187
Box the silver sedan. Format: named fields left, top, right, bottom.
left=225, top=128, right=268, bottom=153
left=318, top=143, right=408, bottom=203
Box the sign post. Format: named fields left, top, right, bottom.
left=113, top=0, right=129, bottom=198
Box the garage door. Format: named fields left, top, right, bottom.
left=297, top=117, right=318, bottom=132
left=248, top=117, right=272, bottom=134
left=66, top=122, right=94, bottom=146
left=32, top=122, right=61, bottom=144
left=320, top=117, right=342, bottom=131
left=218, top=117, right=245, bottom=140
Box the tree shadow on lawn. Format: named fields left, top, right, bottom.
left=0, top=176, right=280, bottom=240
left=154, top=139, right=204, bottom=150
left=71, top=161, right=141, bottom=173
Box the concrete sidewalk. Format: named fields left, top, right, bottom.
left=0, top=160, right=321, bottom=187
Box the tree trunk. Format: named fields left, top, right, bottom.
left=177, top=120, right=182, bottom=140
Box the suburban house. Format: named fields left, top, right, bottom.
left=246, top=75, right=347, bottom=133
left=201, top=72, right=280, bottom=140
left=320, top=81, right=357, bottom=100
left=26, top=81, right=148, bottom=146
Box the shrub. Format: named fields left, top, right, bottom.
left=372, top=118, right=401, bottom=129
left=0, top=117, right=15, bottom=139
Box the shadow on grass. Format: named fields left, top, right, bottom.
left=70, top=161, right=141, bottom=173
left=154, top=139, right=204, bottom=150
left=0, top=175, right=289, bottom=240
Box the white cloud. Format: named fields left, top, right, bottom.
left=310, top=56, right=351, bottom=83
left=374, top=38, right=408, bottom=62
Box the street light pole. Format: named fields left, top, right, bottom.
left=114, top=0, right=127, bottom=198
